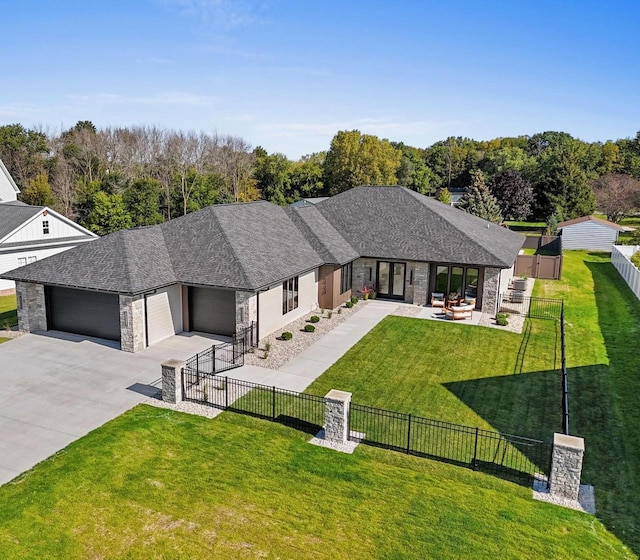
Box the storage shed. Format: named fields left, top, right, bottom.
left=557, top=216, right=626, bottom=251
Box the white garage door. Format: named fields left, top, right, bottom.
left=146, top=285, right=182, bottom=346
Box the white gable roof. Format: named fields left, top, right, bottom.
left=0, top=158, right=20, bottom=203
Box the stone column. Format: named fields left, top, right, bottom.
left=16, top=281, right=47, bottom=332
left=412, top=262, right=430, bottom=306
left=119, top=294, right=145, bottom=353
left=324, top=390, right=352, bottom=443
left=481, top=267, right=501, bottom=314
left=549, top=433, right=585, bottom=501
left=161, top=359, right=185, bottom=404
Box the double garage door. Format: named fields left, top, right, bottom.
left=46, top=286, right=121, bottom=341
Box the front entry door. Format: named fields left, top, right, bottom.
left=377, top=262, right=406, bottom=299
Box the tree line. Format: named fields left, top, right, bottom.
left=1, top=122, right=639, bottom=235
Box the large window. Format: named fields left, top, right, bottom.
left=282, top=276, right=299, bottom=314
left=340, top=262, right=352, bottom=294
left=432, top=265, right=481, bottom=303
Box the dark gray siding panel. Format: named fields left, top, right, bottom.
left=189, top=287, right=236, bottom=336
left=46, top=287, right=120, bottom=341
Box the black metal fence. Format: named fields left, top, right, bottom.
left=498, top=295, right=564, bottom=321
left=181, top=372, right=552, bottom=484
left=182, top=373, right=325, bottom=434
left=349, top=403, right=551, bottom=483
left=184, top=321, right=258, bottom=376
left=560, top=304, right=569, bottom=435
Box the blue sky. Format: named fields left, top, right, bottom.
left=1, top=0, right=639, bottom=158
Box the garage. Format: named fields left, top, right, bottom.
left=46, top=286, right=120, bottom=341
left=146, top=285, right=182, bottom=346
left=189, top=286, right=236, bottom=336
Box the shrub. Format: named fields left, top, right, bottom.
left=264, top=342, right=271, bottom=352
left=262, top=350, right=269, bottom=359
left=631, top=251, right=640, bottom=269
left=327, top=311, right=333, bottom=319
left=345, top=301, right=354, bottom=309
left=309, top=315, right=320, bottom=323
left=351, top=296, right=359, bottom=304
left=304, top=324, right=316, bottom=332
left=337, top=307, right=342, bottom=314
left=496, top=312, right=509, bottom=326
left=281, top=331, right=293, bottom=340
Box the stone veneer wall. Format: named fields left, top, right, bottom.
left=236, top=290, right=257, bottom=333
left=16, top=281, right=47, bottom=332
left=119, top=294, right=145, bottom=353
left=412, top=262, right=429, bottom=306
left=481, top=267, right=501, bottom=314
left=352, top=258, right=377, bottom=292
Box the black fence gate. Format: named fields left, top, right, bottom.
left=184, top=321, right=257, bottom=377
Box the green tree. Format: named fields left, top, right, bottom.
left=489, top=170, right=534, bottom=221
left=124, top=178, right=164, bottom=226
left=436, top=187, right=451, bottom=205
left=169, top=171, right=227, bottom=217
left=84, top=191, right=132, bottom=235
left=21, top=174, right=55, bottom=206
left=458, top=170, right=502, bottom=223
left=254, top=149, right=293, bottom=205
left=393, top=143, right=436, bottom=195
left=0, top=124, right=49, bottom=188
left=534, top=136, right=596, bottom=219
left=323, top=130, right=402, bottom=195
left=290, top=153, right=325, bottom=198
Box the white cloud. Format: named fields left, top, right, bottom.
left=161, top=0, right=267, bottom=30
left=67, top=91, right=218, bottom=108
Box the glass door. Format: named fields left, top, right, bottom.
left=377, top=261, right=406, bottom=299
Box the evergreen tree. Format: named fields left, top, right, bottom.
left=458, top=170, right=503, bottom=223
left=436, top=187, right=451, bottom=205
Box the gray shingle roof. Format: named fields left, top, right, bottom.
left=162, top=201, right=323, bottom=290
left=286, top=205, right=359, bottom=265
left=2, top=227, right=177, bottom=293
left=315, top=186, right=524, bottom=268
left=0, top=235, right=93, bottom=250
left=0, top=204, right=43, bottom=239
left=2, top=187, right=524, bottom=294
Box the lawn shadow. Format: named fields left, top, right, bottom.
left=578, top=260, right=640, bottom=554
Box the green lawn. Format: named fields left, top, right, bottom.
left=0, top=293, right=17, bottom=329
left=306, top=316, right=560, bottom=441
left=533, top=251, right=640, bottom=554
left=0, top=406, right=631, bottom=559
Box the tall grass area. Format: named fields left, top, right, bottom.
left=0, top=406, right=631, bottom=559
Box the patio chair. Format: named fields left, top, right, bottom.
left=431, top=292, right=445, bottom=308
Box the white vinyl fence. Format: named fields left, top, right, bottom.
left=611, top=245, right=640, bottom=301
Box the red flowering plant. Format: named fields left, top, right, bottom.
left=358, top=284, right=377, bottom=300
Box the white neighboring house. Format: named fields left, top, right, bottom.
left=0, top=202, right=98, bottom=291
left=0, top=159, right=20, bottom=203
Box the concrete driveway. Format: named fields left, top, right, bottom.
left=0, top=330, right=223, bottom=485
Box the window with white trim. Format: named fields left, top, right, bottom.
left=28, top=256, right=37, bottom=263
left=282, top=276, right=299, bottom=314
left=17, top=257, right=27, bottom=266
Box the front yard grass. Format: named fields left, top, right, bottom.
left=306, top=315, right=560, bottom=441
left=0, top=293, right=17, bottom=329
left=0, top=405, right=630, bottom=559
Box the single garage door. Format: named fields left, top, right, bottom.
left=189, top=287, right=235, bottom=336
left=47, top=286, right=120, bottom=341
left=146, top=286, right=182, bottom=346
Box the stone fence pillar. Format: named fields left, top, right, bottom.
left=161, top=359, right=185, bottom=404
left=549, top=433, right=585, bottom=501
left=324, top=390, right=352, bottom=443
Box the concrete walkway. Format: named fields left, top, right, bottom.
left=225, top=300, right=398, bottom=392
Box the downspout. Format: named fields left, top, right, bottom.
left=495, top=269, right=502, bottom=316
left=144, top=294, right=149, bottom=348
left=256, top=290, right=260, bottom=341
